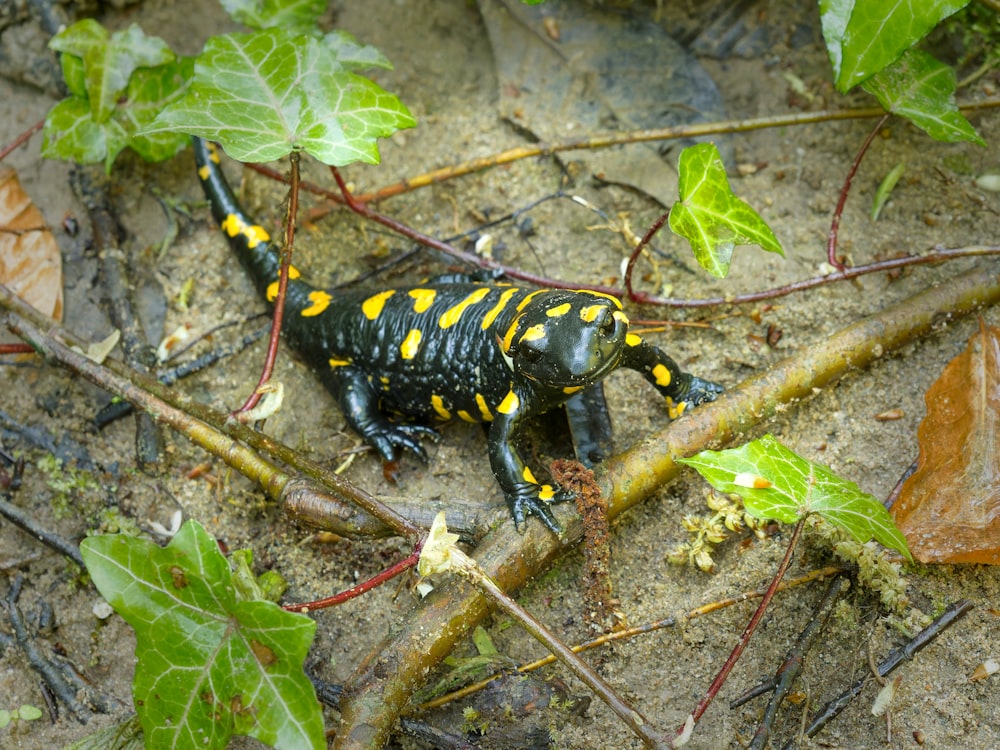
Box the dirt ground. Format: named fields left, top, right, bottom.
left=1, top=0, right=998, bottom=748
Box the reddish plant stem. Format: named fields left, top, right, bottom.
left=0, top=118, right=44, bottom=162
left=827, top=114, right=890, bottom=270
left=324, top=172, right=1000, bottom=308
left=624, top=210, right=670, bottom=301
left=282, top=550, right=421, bottom=613
left=235, top=150, right=301, bottom=416
left=0, top=343, right=34, bottom=355
left=677, top=517, right=807, bottom=741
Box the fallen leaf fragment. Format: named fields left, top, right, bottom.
left=891, top=320, right=1000, bottom=564
left=969, top=658, right=998, bottom=682
left=0, top=168, right=63, bottom=322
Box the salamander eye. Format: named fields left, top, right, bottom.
left=598, top=309, right=616, bottom=337
left=518, top=341, right=543, bottom=363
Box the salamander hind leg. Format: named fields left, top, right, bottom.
left=328, top=368, right=439, bottom=462
left=620, top=336, right=724, bottom=418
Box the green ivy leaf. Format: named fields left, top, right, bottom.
left=80, top=521, right=324, bottom=750
left=60, top=53, right=87, bottom=99
left=678, top=435, right=912, bottom=561
left=49, top=19, right=174, bottom=123
left=862, top=48, right=984, bottom=145
left=820, top=0, right=970, bottom=92
left=668, top=142, right=783, bottom=278
left=42, top=96, right=130, bottom=171
left=120, top=57, right=196, bottom=163
left=148, top=28, right=414, bottom=164
left=220, top=0, right=327, bottom=33
left=321, top=31, right=393, bottom=71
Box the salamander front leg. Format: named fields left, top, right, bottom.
left=620, top=336, right=724, bottom=418
left=488, top=390, right=573, bottom=533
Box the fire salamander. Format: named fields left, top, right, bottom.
left=193, top=137, right=723, bottom=532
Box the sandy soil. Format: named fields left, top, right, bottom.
left=1, top=1, right=998, bottom=748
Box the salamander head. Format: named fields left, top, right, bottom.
left=500, top=290, right=628, bottom=390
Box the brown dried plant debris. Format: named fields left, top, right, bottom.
left=891, top=319, right=1000, bottom=565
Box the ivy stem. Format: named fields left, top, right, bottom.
left=235, top=150, right=301, bottom=416
left=827, top=113, right=890, bottom=270
left=624, top=210, right=670, bottom=301
left=674, top=517, right=807, bottom=743
left=282, top=549, right=421, bottom=613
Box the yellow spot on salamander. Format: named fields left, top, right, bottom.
left=475, top=393, right=493, bottom=421
left=457, top=410, right=476, bottom=423
left=501, top=315, right=522, bottom=354
left=582, top=289, right=623, bottom=309
left=301, top=290, right=332, bottom=317
left=613, top=310, right=629, bottom=325
left=222, top=214, right=244, bottom=238
left=538, top=484, right=556, bottom=501
left=287, top=265, right=300, bottom=279
left=198, top=165, right=211, bottom=181
left=481, top=287, right=519, bottom=330
left=579, top=304, right=605, bottom=323
left=243, top=225, right=270, bottom=249
left=546, top=303, right=571, bottom=318
left=666, top=397, right=686, bottom=420
left=206, top=143, right=221, bottom=163
left=266, top=281, right=279, bottom=302
left=497, top=390, right=520, bottom=415
left=515, top=289, right=546, bottom=311
left=408, top=288, right=437, bottom=313
left=328, top=356, right=351, bottom=368
left=362, top=290, right=395, bottom=320
left=522, top=466, right=537, bottom=484
left=439, top=287, right=491, bottom=329
left=563, top=385, right=584, bottom=394
left=626, top=333, right=642, bottom=347
left=220, top=214, right=271, bottom=248
left=651, top=363, right=671, bottom=387
left=431, top=394, right=451, bottom=420
left=400, top=328, right=422, bottom=359
left=520, top=323, right=546, bottom=343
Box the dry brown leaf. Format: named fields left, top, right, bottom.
left=0, top=167, right=63, bottom=322
left=891, top=319, right=1000, bottom=564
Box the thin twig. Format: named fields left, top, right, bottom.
left=790, top=599, right=974, bottom=745
left=447, top=546, right=668, bottom=749
left=286, top=101, right=1000, bottom=206
left=738, top=575, right=850, bottom=749
left=0, top=495, right=85, bottom=567
left=418, top=565, right=846, bottom=712
left=5, top=576, right=93, bottom=723
left=71, top=166, right=162, bottom=467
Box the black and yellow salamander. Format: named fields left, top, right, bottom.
left=193, top=137, right=723, bottom=532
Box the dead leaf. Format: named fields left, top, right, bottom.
left=891, top=320, right=1000, bottom=564
left=0, top=167, right=63, bottom=322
